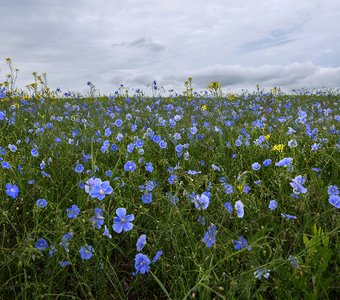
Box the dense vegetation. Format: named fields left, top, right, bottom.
left=0, top=70, right=339, bottom=299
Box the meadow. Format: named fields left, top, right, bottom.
left=0, top=66, right=339, bottom=299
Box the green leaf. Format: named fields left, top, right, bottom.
left=303, top=234, right=309, bottom=247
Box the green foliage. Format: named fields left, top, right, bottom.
left=0, top=62, right=339, bottom=298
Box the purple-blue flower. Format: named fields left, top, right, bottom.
left=145, top=162, right=154, bottom=172
left=281, top=213, right=297, bottom=220
left=268, top=200, right=277, bottom=211
left=31, top=148, right=39, bottom=157
left=263, top=159, right=272, bottom=167
left=74, top=163, right=84, bottom=174
left=36, top=198, right=48, bottom=208
left=252, top=162, right=261, bottom=171
left=328, top=194, right=340, bottom=208
left=328, top=185, right=339, bottom=196
left=89, top=179, right=113, bottom=201
left=113, top=208, right=134, bottom=233
left=159, top=140, right=167, bottom=149
left=168, top=174, right=177, bottom=184
left=115, top=119, right=123, bottom=127
left=235, top=200, right=244, bottom=218
left=5, top=183, right=19, bottom=199
left=134, top=253, right=151, bottom=275
left=224, top=202, right=233, bottom=214
left=136, top=234, right=147, bottom=251
left=234, top=237, right=251, bottom=251
left=8, top=144, right=17, bottom=152
left=254, top=268, right=270, bottom=279
left=90, top=208, right=105, bottom=229
left=202, top=223, right=217, bottom=248
left=103, top=225, right=112, bottom=238
left=124, top=161, right=136, bottom=172
left=152, top=250, right=163, bottom=263
left=59, top=260, right=71, bottom=268
left=275, top=157, right=293, bottom=167
left=79, top=244, right=94, bottom=260
left=35, top=238, right=48, bottom=251
left=66, top=204, right=80, bottom=219
left=193, top=193, right=210, bottom=210
left=141, top=193, right=153, bottom=204
left=290, top=175, right=307, bottom=194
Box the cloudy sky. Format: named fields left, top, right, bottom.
left=1, top=0, right=340, bottom=95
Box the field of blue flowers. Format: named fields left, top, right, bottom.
left=0, top=73, right=339, bottom=299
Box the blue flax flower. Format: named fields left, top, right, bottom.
left=2, top=161, right=11, bottom=169
left=66, top=204, right=80, bottom=219
left=275, top=157, right=293, bottom=167
left=202, top=223, right=217, bottom=248
left=254, top=268, right=270, bottom=279
left=74, top=163, right=84, bottom=174
left=134, top=253, right=151, bottom=275
left=124, top=161, right=136, bottom=172
left=89, top=179, right=113, bottom=200
left=113, top=208, right=134, bottom=233
left=235, top=200, right=244, bottom=218
left=234, top=237, right=251, bottom=251
left=103, top=225, right=112, bottom=238
left=193, top=193, right=210, bottom=210
left=224, top=202, right=233, bottom=214
left=328, top=194, right=340, bottom=208
left=152, top=250, right=163, bottom=263
left=5, top=183, right=19, bottom=199
left=328, top=185, right=339, bottom=196
left=79, top=244, right=94, bottom=260
left=59, top=260, right=71, bottom=268
left=145, top=162, right=154, bottom=172
left=35, top=238, right=48, bottom=251
left=168, top=174, right=177, bottom=184
left=90, top=208, right=105, bottom=228
left=36, top=198, right=48, bottom=208
left=268, top=200, right=278, bottom=211
left=281, top=213, right=297, bottom=220
left=290, top=175, right=307, bottom=194
left=31, top=148, right=39, bottom=157
left=263, top=159, right=272, bottom=167
left=136, top=234, right=147, bottom=251
left=251, top=162, right=261, bottom=171
left=141, top=193, right=153, bottom=204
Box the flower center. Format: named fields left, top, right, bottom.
left=99, top=189, right=105, bottom=195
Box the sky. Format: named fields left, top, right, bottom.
left=1, top=0, right=340, bottom=95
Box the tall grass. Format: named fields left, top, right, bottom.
left=0, top=76, right=339, bottom=299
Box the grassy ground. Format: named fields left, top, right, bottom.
left=0, top=88, right=339, bottom=299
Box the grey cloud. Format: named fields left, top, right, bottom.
left=112, top=37, right=165, bottom=52
left=164, top=63, right=340, bottom=91
left=1, top=0, right=340, bottom=95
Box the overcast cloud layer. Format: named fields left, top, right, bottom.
left=1, top=0, right=340, bottom=95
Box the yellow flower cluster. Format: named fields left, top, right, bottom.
left=272, top=144, right=285, bottom=152
left=202, top=105, right=207, bottom=110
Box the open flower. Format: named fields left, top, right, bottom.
left=113, top=208, right=134, bottom=233
left=89, top=179, right=113, bottom=200
left=5, top=183, right=19, bottom=199
left=79, top=244, right=94, bottom=260
left=134, top=253, right=151, bottom=275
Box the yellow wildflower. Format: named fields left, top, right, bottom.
left=265, top=134, right=270, bottom=140
left=202, top=105, right=207, bottom=110
left=272, top=144, right=285, bottom=152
